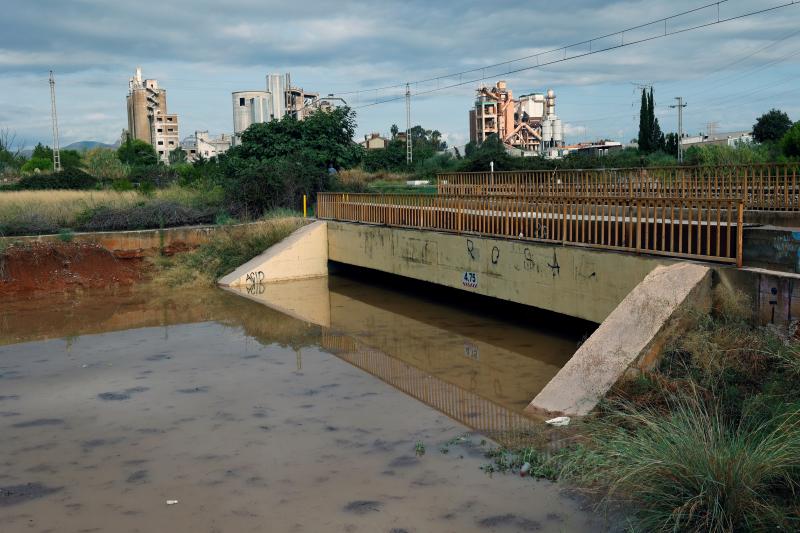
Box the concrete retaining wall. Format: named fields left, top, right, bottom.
left=0, top=223, right=247, bottom=258
left=327, top=221, right=673, bottom=324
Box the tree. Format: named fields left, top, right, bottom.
left=781, top=122, right=800, bottom=158
left=390, top=124, right=399, bottom=139
left=32, top=143, right=52, bottom=160
left=236, top=106, right=362, bottom=169
left=638, top=89, right=651, bottom=152
left=664, top=132, right=679, bottom=157
left=753, top=109, right=792, bottom=143
left=169, top=147, right=188, bottom=165
left=0, top=128, right=25, bottom=172
left=117, top=137, right=158, bottom=166
left=83, top=147, right=129, bottom=180
left=20, top=157, right=53, bottom=173
left=60, top=149, right=82, bottom=170
left=638, top=88, right=665, bottom=153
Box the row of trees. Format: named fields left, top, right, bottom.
left=636, top=87, right=800, bottom=160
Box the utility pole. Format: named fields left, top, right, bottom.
left=670, top=96, right=687, bottom=164
left=405, top=83, right=412, bottom=165
left=49, top=70, right=62, bottom=172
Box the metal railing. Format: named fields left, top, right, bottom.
left=437, top=164, right=800, bottom=211
left=318, top=192, right=744, bottom=266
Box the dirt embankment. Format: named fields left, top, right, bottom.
left=0, top=242, right=146, bottom=295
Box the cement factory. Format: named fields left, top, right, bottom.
left=125, top=67, right=574, bottom=163
left=469, top=81, right=565, bottom=157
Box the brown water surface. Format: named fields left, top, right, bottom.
left=0, top=277, right=601, bottom=532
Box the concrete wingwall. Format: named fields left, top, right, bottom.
left=219, top=221, right=328, bottom=287
left=527, top=263, right=712, bottom=417
left=327, top=221, right=674, bottom=324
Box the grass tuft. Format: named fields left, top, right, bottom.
left=568, top=391, right=800, bottom=532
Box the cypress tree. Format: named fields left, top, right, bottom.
left=638, top=89, right=650, bottom=152
left=649, top=88, right=664, bottom=152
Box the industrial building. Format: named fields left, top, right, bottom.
left=468, top=81, right=564, bottom=157
left=232, top=73, right=321, bottom=145
left=126, top=67, right=180, bottom=164
left=681, top=130, right=753, bottom=149
left=181, top=131, right=232, bottom=162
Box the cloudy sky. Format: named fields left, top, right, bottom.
left=1, top=0, right=799, bottom=150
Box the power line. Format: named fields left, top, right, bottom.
left=333, top=1, right=735, bottom=96
left=349, top=0, right=799, bottom=110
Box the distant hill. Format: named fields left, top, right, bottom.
left=63, top=140, right=115, bottom=152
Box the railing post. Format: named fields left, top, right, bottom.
left=636, top=202, right=642, bottom=254
left=736, top=200, right=744, bottom=268
left=457, top=197, right=463, bottom=233
left=562, top=201, right=567, bottom=244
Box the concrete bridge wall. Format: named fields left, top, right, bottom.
left=327, top=221, right=674, bottom=324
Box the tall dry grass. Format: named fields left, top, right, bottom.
left=337, top=168, right=411, bottom=184
left=0, top=187, right=222, bottom=236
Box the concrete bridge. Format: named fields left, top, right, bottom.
left=219, top=172, right=800, bottom=418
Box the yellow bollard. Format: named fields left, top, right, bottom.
left=303, top=195, right=307, bottom=218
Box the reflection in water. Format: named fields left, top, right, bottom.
left=230, top=272, right=588, bottom=446
left=0, top=279, right=600, bottom=532
left=322, top=332, right=539, bottom=447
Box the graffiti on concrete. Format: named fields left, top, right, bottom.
left=491, top=246, right=500, bottom=265
left=466, top=239, right=477, bottom=261
left=547, top=250, right=561, bottom=277
left=245, top=270, right=265, bottom=295
left=523, top=248, right=539, bottom=273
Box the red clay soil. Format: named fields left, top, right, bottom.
left=0, top=242, right=146, bottom=295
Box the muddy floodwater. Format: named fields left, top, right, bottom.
left=0, top=272, right=602, bottom=532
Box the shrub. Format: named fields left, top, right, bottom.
left=153, top=217, right=305, bottom=286
left=15, top=167, right=99, bottom=190
left=0, top=211, right=59, bottom=236
left=57, top=229, right=74, bottom=242
left=111, top=179, right=134, bottom=192
left=78, top=201, right=215, bottom=232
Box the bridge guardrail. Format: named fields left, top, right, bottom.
left=437, top=164, right=800, bottom=211
left=317, top=193, right=744, bottom=266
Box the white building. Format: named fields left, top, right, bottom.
left=181, top=131, right=232, bottom=162
left=681, top=130, right=753, bottom=149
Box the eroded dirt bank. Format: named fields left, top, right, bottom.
left=0, top=242, right=145, bottom=295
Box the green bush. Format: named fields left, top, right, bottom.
left=111, top=179, right=134, bottom=192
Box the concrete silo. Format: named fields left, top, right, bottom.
left=232, top=91, right=269, bottom=145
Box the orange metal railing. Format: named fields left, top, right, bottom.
left=437, top=164, right=800, bottom=211
left=317, top=192, right=744, bottom=266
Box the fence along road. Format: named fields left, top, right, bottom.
left=317, top=193, right=744, bottom=266
left=437, top=164, right=800, bottom=211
